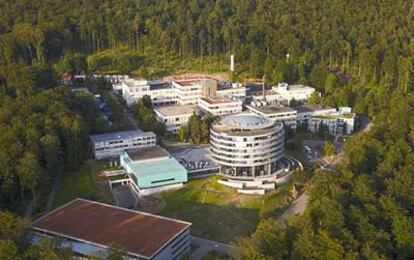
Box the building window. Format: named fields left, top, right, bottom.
left=151, top=178, right=175, bottom=184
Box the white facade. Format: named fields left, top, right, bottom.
left=210, top=113, right=285, bottom=179
left=121, top=78, right=177, bottom=106
left=172, top=79, right=207, bottom=105
left=154, top=105, right=196, bottom=133
left=296, top=104, right=337, bottom=123
left=308, top=107, right=355, bottom=135
left=297, top=105, right=355, bottom=135
left=247, top=104, right=297, bottom=130
left=216, top=83, right=246, bottom=101
left=272, top=82, right=316, bottom=103
left=198, top=97, right=243, bottom=116
left=90, top=130, right=156, bottom=160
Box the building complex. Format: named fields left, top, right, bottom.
left=31, top=199, right=191, bottom=259
left=90, top=130, right=156, bottom=160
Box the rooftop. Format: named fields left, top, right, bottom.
left=154, top=105, right=196, bottom=117
left=248, top=105, right=297, bottom=115
left=125, top=146, right=169, bottom=161
left=200, top=96, right=240, bottom=104
left=274, top=83, right=315, bottom=92
left=149, top=80, right=172, bottom=90
left=173, top=79, right=201, bottom=87
left=215, top=113, right=275, bottom=130
left=296, top=104, right=336, bottom=113
left=90, top=130, right=153, bottom=143
left=32, top=199, right=191, bottom=259
left=126, top=156, right=187, bottom=179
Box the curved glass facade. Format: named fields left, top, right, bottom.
left=210, top=114, right=285, bottom=179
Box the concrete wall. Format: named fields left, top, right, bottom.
left=237, top=189, right=265, bottom=195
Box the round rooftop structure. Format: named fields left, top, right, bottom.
left=210, top=113, right=285, bottom=179
left=218, top=114, right=274, bottom=130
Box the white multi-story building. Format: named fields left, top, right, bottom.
left=210, top=113, right=285, bottom=179
left=272, top=82, right=316, bottom=103
left=247, top=104, right=297, bottom=130
left=297, top=105, right=355, bottom=135
left=90, top=130, right=156, bottom=159
left=198, top=97, right=243, bottom=116
left=172, top=78, right=213, bottom=105
left=121, top=78, right=177, bottom=106
left=154, top=105, right=196, bottom=133
left=216, top=82, right=246, bottom=101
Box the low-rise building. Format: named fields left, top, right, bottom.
left=172, top=78, right=216, bottom=105
left=296, top=104, right=337, bottom=124
left=121, top=78, right=177, bottom=106
left=297, top=105, right=355, bottom=135
left=247, top=104, right=297, bottom=130
left=198, top=96, right=243, bottom=116
left=120, top=146, right=188, bottom=195
left=308, top=107, right=355, bottom=135
left=154, top=105, right=196, bottom=133
left=31, top=199, right=191, bottom=259
left=272, top=82, right=316, bottom=103
left=90, top=130, right=156, bottom=160
left=216, top=81, right=246, bottom=101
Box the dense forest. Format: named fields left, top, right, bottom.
left=0, top=0, right=413, bottom=258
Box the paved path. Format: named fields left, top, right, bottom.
left=190, top=236, right=236, bottom=260
left=277, top=193, right=309, bottom=226
left=112, top=185, right=136, bottom=209
left=45, top=171, right=63, bottom=213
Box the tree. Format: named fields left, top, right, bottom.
left=0, top=211, right=28, bottom=245
left=188, top=113, right=201, bottom=144
left=324, top=141, right=335, bottom=157
left=16, top=151, right=42, bottom=208
left=317, top=123, right=329, bottom=138
left=177, top=125, right=187, bottom=142
left=0, top=240, right=18, bottom=260
left=309, top=91, right=322, bottom=104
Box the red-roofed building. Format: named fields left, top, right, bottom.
left=31, top=199, right=191, bottom=259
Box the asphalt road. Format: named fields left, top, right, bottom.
left=277, top=193, right=309, bottom=226
left=112, top=185, right=136, bottom=209
left=190, top=236, right=236, bottom=260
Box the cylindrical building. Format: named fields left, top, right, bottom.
left=210, top=113, right=285, bottom=179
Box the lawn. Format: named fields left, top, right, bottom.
left=158, top=175, right=291, bottom=243
left=52, top=161, right=115, bottom=208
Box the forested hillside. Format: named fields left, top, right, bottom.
left=0, top=0, right=413, bottom=259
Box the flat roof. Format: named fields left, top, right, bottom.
left=32, top=199, right=191, bottom=259
left=275, top=84, right=315, bottom=91
left=90, top=130, right=154, bottom=143
left=128, top=157, right=187, bottom=178
left=296, top=104, right=336, bottom=113
left=249, top=105, right=296, bottom=115
left=200, top=96, right=238, bottom=104
left=173, top=79, right=201, bottom=87
left=125, top=146, right=169, bottom=161
left=149, top=80, right=172, bottom=90
left=154, top=105, right=196, bottom=117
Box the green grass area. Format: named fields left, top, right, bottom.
left=159, top=176, right=291, bottom=243
left=52, top=161, right=115, bottom=208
